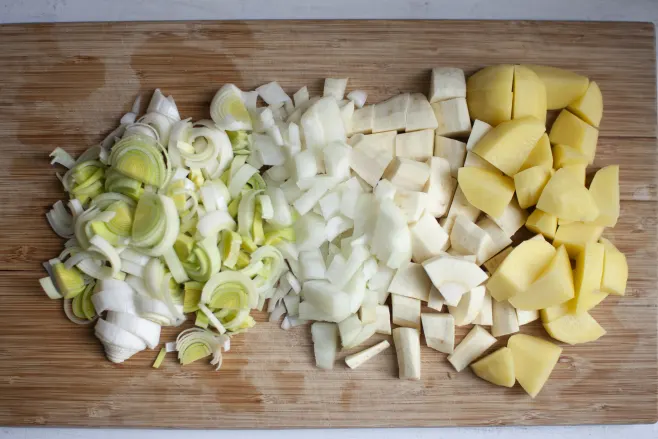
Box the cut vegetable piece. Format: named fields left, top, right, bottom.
left=525, top=209, right=557, bottom=240
left=409, top=212, right=449, bottom=263
left=463, top=151, right=501, bottom=174
left=509, top=246, right=574, bottom=310
left=210, top=84, right=252, bottom=131
left=472, top=291, right=493, bottom=326
left=152, top=348, right=167, bottom=369
left=472, top=116, right=546, bottom=176
left=430, top=67, right=466, bottom=103
left=405, top=94, right=438, bottom=132
left=440, top=186, right=480, bottom=236
left=373, top=94, right=410, bottom=133
left=466, top=65, right=514, bottom=125
left=483, top=247, right=513, bottom=275
left=433, top=135, right=466, bottom=178
left=422, top=255, right=488, bottom=306
left=375, top=305, right=392, bottom=335
left=323, top=141, right=352, bottom=180
left=52, top=263, right=86, bottom=299
left=349, top=131, right=396, bottom=187
left=391, top=294, right=421, bottom=330
left=447, top=325, right=496, bottom=372
left=471, top=347, right=515, bottom=388
left=476, top=217, right=512, bottom=264
left=567, top=80, right=603, bottom=127
left=450, top=215, right=494, bottom=265
left=347, top=90, right=367, bottom=108
left=106, top=311, right=161, bottom=349
left=311, top=322, right=338, bottom=370
left=523, top=65, right=589, bottom=110
left=393, top=327, right=421, bottom=380
left=350, top=105, right=374, bottom=135
left=487, top=239, right=556, bottom=302
left=588, top=165, right=620, bottom=227
left=448, top=285, right=486, bottom=326
left=421, top=312, right=454, bottom=354
left=599, top=238, right=628, bottom=296
left=466, top=120, right=493, bottom=151
left=516, top=308, right=539, bottom=326
left=458, top=167, right=515, bottom=219
left=553, top=223, right=604, bottom=258
left=549, top=110, right=599, bottom=164
left=540, top=302, right=570, bottom=324
left=345, top=340, right=390, bottom=369
left=383, top=157, right=430, bottom=192
left=393, top=190, right=428, bottom=223
left=520, top=133, right=552, bottom=171
left=302, top=281, right=351, bottom=322
left=323, top=78, right=348, bottom=100
left=508, top=333, right=562, bottom=398
left=544, top=310, right=605, bottom=345
left=573, top=243, right=607, bottom=313
left=513, top=65, right=547, bottom=123
left=492, top=299, right=519, bottom=337
left=388, top=263, right=431, bottom=302
left=424, top=157, right=457, bottom=218
left=432, top=97, right=471, bottom=137
left=536, top=168, right=599, bottom=222
left=553, top=144, right=589, bottom=168
left=514, top=166, right=551, bottom=209
left=395, top=129, right=434, bottom=160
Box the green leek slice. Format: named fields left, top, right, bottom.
left=152, top=347, right=167, bottom=368
left=220, top=230, right=242, bottom=269
left=183, top=281, right=203, bottom=313
left=109, top=134, right=169, bottom=188
left=174, top=233, right=195, bottom=261
left=104, top=201, right=134, bottom=236
left=52, top=263, right=86, bottom=299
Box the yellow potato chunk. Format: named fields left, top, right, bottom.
left=509, top=245, right=575, bottom=311
left=553, top=144, right=589, bottom=168
left=471, top=347, right=515, bottom=388
left=457, top=167, right=515, bottom=218
left=466, top=65, right=514, bottom=126
left=573, top=243, right=607, bottom=313
left=560, top=164, right=586, bottom=185
left=472, top=117, right=546, bottom=176
left=523, top=65, right=589, bottom=110
left=549, top=110, right=599, bottom=164
left=487, top=240, right=556, bottom=302
left=567, top=81, right=603, bottom=128
left=599, top=238, right=628, bottom=296
left=513, top=65, right=547, bottom=123
left=553, top=222, right=604, bottom=259
left=540, top=302, right=570, bottom=324
left=543, top=311, right=606, bottom=345
left=520, top=133, right=552, bottom=171
left=508, top=334, right=562, bottom=398
left=514, top=166, right=551, bottom=209
left=525, top=209, right=557, bottom=240
left=468, top=64, right=514, bottom=91
left=589, top=165, right=620, bottom=227
left=536, top=168, right=599, bottom=222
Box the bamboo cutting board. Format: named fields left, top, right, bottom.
left=0, top=20, right=656, bottom=428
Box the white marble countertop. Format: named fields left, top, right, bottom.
left=1, top=1, right=657, bottom=438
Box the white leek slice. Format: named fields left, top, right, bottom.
left=106, top=311, right=161, bottom=349
left=197, top=210, right=236, bottom=238
left=92, top=287, right=137, bottom=315
left=198, top=303, right=227, bottom=334
left=210, top=84, right=252, bottom=131
left=147, top=89, right=181, bottom=121
left=49, top=147, right=76, bottom=168
left=95, top=318, right=146, bottom=363
left=39, top=276, right=63, bottom=299
left=176, top=328, right=226, bottom=370
left=201, top=271, right=258, bottom=310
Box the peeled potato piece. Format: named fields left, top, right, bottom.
left=523, top=65, right=589, bottom=110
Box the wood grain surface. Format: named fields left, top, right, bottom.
left=0, top=20, right=656, bottom=428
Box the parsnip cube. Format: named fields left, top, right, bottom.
left=599, top=238, right=628, bottom=296
left=471, top=347, right=515, bottom=388
left=567, top=81, right=603, bottom=128
left=520, top=133, right=553, bottom=171
left=388, top=263, right=431, bottom=302
left=391, top=294, right=421, bottom=329
left=489, top=196, right=527, bottom=239
left=536, top=168, right=599, bottom=222
left=450, top=215, right=494, bottom=265
left=543, top=311, right=605, bottom=345
left=409, top=212, right=450, bottom=263
left=448, top=285, right=486, bottom=326
left=424, top=156, right=457, bottom=217
left=447, top=325, right=496, bottom=372
left=429, top=67, right=466, bottom=103
left=432, top=97, right=471, bottom=137
left=433, top=135, right=466, bottom=178
left=476, top=217, right=512, bottom=264
left=393, top=327, right=421, bottom=380
left=338, top=314, right=363, bottom=347
left=384, top=157, right=431, bottom=192
left=553, top=144, right=589, bottom=168
left=375, top=305, right=392, bottom=335
left=440, top=187, right=480, bottom=236
left=549, top=109, right=599, bottom=164
left=514, top=166, right=551, bottom=209
left=394, top=190, right=428, bottom=223
left=523, top=65, right=589, bottom=110
left=525, top=209, right=557, bottom=240
left=492, top=299, right=519, bottom=337
left=373, top=94, right=410, bottom=133
left=359, top=289, right=379, bottom=324
left=516, top=308, right=539, bottom=326
left=458, top=167, right=515, bottom=219
left=427, top=286, right=445, bottom=311
left=422, top=255, right=488, bottom=306
left=472, top=291, right=493, bottom=326
left=553, top=222, right=604, bottom=258
left=405, top=93, right=439, bottom=132
left=350, top=104, right=374, bottom=135
left=395, top=129, right=434, bottom=161
left=466, top=119, right=493, bottom=151
left=421, top=313, right=455, bottom=354
left=482, top=247, right=513, bottom=275
left=349, top=131, right=396, bottom=187
left=589, top=165, right=620, bottom=227
left=508, top=334, right=562, bottom=398
left=311, top=322, right=338, bottom=369
left=463, top=151, right=502, bottom=174
left=573, top=243, right=607, bottom=313
left=345, top=340, right=390, bottom=369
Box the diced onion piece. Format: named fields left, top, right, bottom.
left=256, top=82, right=291, bottom=107
left=347, top=90, right=367, bottom=108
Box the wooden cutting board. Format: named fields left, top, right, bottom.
left=0, top=20, right=655, bottom=429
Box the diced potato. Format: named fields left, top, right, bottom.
left=471, top=347, right=515, bottom=388
left=409, top=211, right=449, bottom=263
left=458, top=167, right=515, bottom=218
left=430, top=67, right=466, bottom=103
left=388, top=263, right=432, bottom=302
left=463, top=151, right=501, bottom=174
left=391, top=293, right=421, bottom=329
left=311, top=322, right=338, bottom=369
left=424, top=156, right=457, bottom=217
left=349, top=131, right=396, bottom=187
left=540, top=302, right=570, bottom=324
left=487, top=239, right=556, bottom=302
left=384, top=157, right=431, bottom=192
left=549, top=110, right=599, bottom=164
left=421, top=313, right=455, bottom=354
left=573, top=243, right=607, bottom=313
left=375, top=305, right=392, bottom=335
left=450, top=215, right=494, bottom=265
left=395, top=129, right=434, bottom=161
left=350, top=104, right=374, bottom=135
left=520, top=133, right=553, bottom=171
left=553, top=144, right=589, bottom=168
left=492, top=299, right=519, bottom=337
left=422, top=255, right=488, bottom=306
left=440, top=187, right=480, bottom=236
left=472, top=290, right=493, bottom=326
left=513, top=65, right=547, bottom=123
left=447, top=325, right=497, bottom=372
left=525, top=209, right=558, bottom=240
left=467, top=88, right=514, bottom=126
left=434, top=135, right=466, bottom=178
left=448, top=285, right=486, bottom=326
left=466, top=119, right=493, bottom=151
left=373, top=94, right=410, bottom=133
left=516, top=309, right=539, bottom=326
left=476, top=217, right=512, bottom=264
left=561, top=164, right=586, bottom=185
left=529, top=233, right=546, bottom=242
left=523, top=65, right=589, bottom=110
left=509, top=245, right=575, bottom=310
left=599, top=238, right=628, bottom=296
left=483, top=246, right=513, bottom=275
left=432, top=97, right=472, bottom=137
left=488, top=197, right=528, bottom=237
left=394, top=190, right=428, bottom=223
left=468, top=64, right=514, bottom=92
left=553, top=222, right=604, bottom=258
left=543, top=311, right=606, bottom=345
left=536, top=168, right=599, bottom=222
left=405, top=93, right=439, bottom=132
left=472, top=116, right=546, bottom=176
left=345, top=340, right=390, bottom=369
left=393, top=327, right=421, bottom=380
left=589, top=165, right=620, bottom=227
left=508, top=334, right=562, bottom=398
left=514, top=166, right=551, bottom=209
left=567, top=81, right=603, bottom=127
